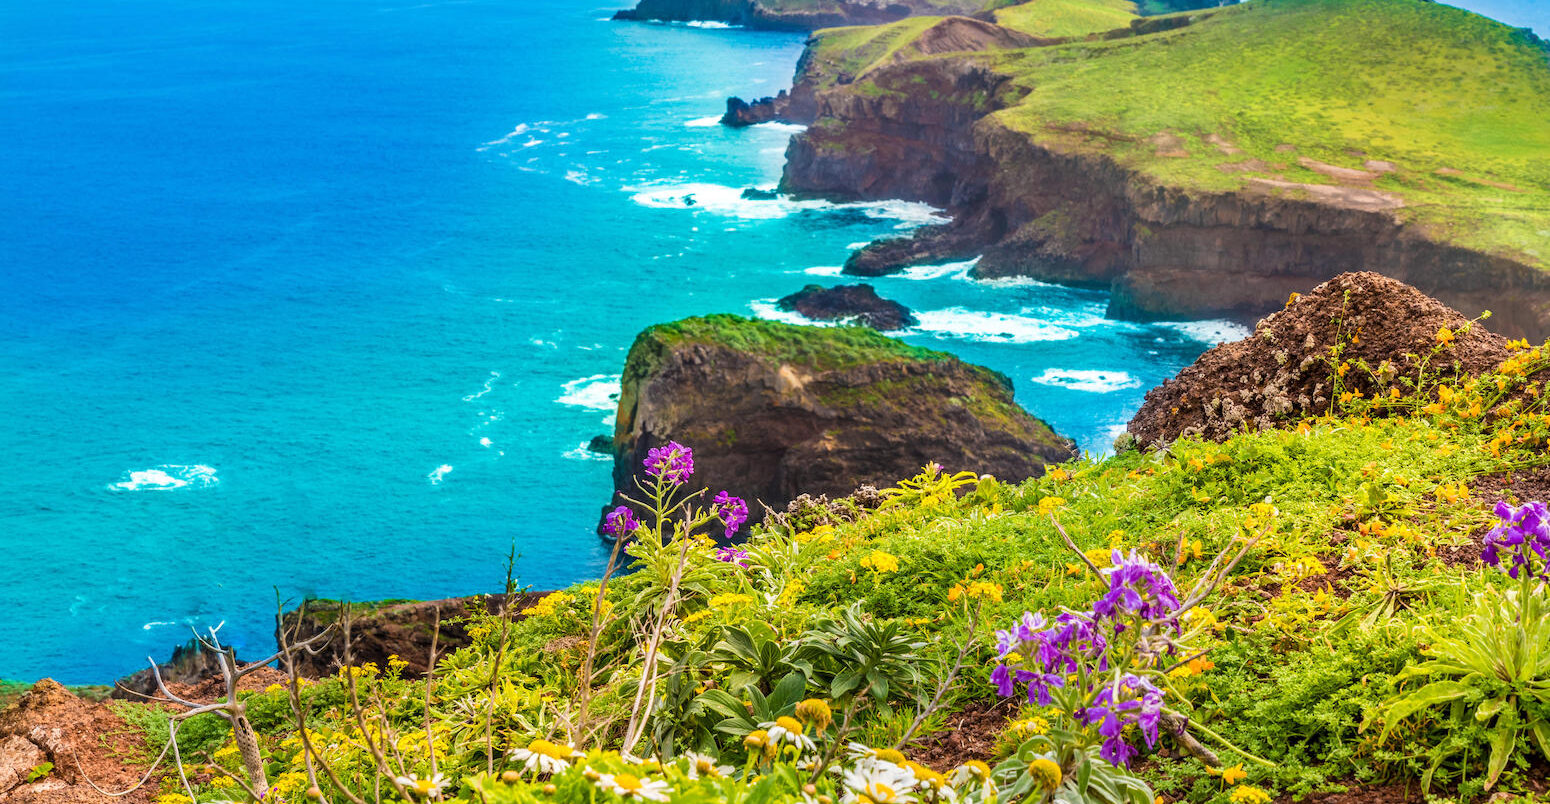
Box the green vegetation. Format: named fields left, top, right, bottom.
left=992, top=0, right=1136, bottom=38
left=990, top=0, right=1550, bottom=264
left=809, top=0, right=1550, bottom=267
left=102, top=330, right=1550, bottom=803
left=637, top=315, right=953, bottom=371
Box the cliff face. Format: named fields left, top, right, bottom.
left=601, top=316, right=1073, bottom=531
left=612, top=0, right=916, bottom=31
left=277, top=595, right=543, bottom=679
left=772, top=7, right=1550, bottom=340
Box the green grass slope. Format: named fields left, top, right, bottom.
left=101, top=338, right=1550, bottom=803
left=988, top=0, right=1550, bottom=265
left=992, top=0, right=1137, bottom=37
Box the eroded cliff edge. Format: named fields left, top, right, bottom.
left=761, top=1, right=1550, bottom=339
left=598, top=315, right=1074, bottom=531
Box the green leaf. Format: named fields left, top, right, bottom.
left=1380, top=681, right=1476, bottom=739
left=1532, top=722, right=1550, bottom=761
left=1486, top=725, right=1517, bottom=790
left=1476, top=696, right=1506, bottom=722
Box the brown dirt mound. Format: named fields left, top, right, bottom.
left=1129, top=272, right=1508, bottom=445
left=0, top=680, right=155, bottom=804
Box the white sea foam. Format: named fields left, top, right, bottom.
left=478, top=123, right=530, bottom=151
left=428, top=464, right=454, bottom=485
left=911, top=308, right=1078, bottom=344
left=585, top=112, right=606, bottom=120
left=563, top=442, right=614, bottom=462
left=142, top=621, right=177, bottom=630
left=685, top=116, right=723, bottom=127
left=748, top=299, right=832, bottom=327
left=521, top=137, right=542, bottom=148
left=684, top=19, right=736, bottom=28
left=462, top=371, right=501, bottom=402
left=557, top=374, right=621, bottom=417
left=892, top=258, right=979, bottom=281
left=627, top=182, right=944, bottom=225
left=1157, top=319, right=1252, bottom=345
left=110, top=464, right=218, bottom=492
left=803, top=265, right=844, bottom=276
left=753, top=122, right=807, bottom=134
left=847, top=241, right=872, bottom=250
left=1032, top=369, right=1142, bottom=394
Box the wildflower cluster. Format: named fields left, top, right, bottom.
left=992, top=548, right=1186, bottom=767
left=1483, top=500, right=1550, bottom=580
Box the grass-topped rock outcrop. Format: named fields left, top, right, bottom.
left=599, top=315, right=1072, bottom=531
left=776, top=0, right=1550, bottom=337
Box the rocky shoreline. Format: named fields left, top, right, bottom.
left=728, top=12, right=1550, bottom=340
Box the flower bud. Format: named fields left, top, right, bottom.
left=500, top=771, right=521, bottom=784
left=794, top=698, right=833, bottom=731
left=541, top=785, right=557, bottom=796
left=305, top=787, right=323, bottom=800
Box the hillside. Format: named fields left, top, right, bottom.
left=611, top=0, right=1222, bottom=31
left=40, top=280, right=1550, bottom=804
left=776, top=0, right=1550, bottom=337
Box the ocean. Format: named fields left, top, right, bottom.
left=0, top=0, right=1248, bottom=683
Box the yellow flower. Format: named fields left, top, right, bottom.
left=1047, top=467, right=1069, bottom=482
left=1435, top=326, right=1455, bottom=346
left=1009, top=716, right=1049, bottom=736
left=523, top=591, right=572, bottom=618
left=1228, top=785, right=1271, bottom=804
left=1036, top=496, right=1066, bottom=516
left=859, top=550, right=900, bottom=574
left=1286, top=292, right=1300, bottom=307
left=795, top=698, right=834, bottom=731
left=680, top=610, right=712, bottom=625
left=708, top=592, right=756, bottom=609
left=1221, top=764, right=1247, bottom=785
left=1028, top=758, right=1062, bottom=790
left=949, top=580, right=1004, bottom=602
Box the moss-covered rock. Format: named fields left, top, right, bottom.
left=601, top=315, right=1073, bottom=531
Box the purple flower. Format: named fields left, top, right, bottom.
left=713, top=490, right=749, bottom=536
left=715, top=545, right=749, bottom=567
left=1485, top=500, right=1550, bottom=580
left=1096, top=550, right=1181, bottom=625
left=1082, top=674, right=1163, bottom=767
left=603, top=505, right=640, bottom=537
left=644, top=441, right=695, bottom=486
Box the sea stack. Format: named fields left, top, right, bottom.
left=598, top=315, right=1073, bottom=532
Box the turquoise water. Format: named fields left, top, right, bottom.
left=0, top=0, right=1253, bottom=683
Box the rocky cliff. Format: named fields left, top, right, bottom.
left=599, top=315, right=1073, bottom=531
left=276, top=594, right=543, bottom=679
left=769, top=1, right=1550, bottom=339
left=614, top=0, right=959, bottom=31
left=1127, top=272, right=1511, bottom=445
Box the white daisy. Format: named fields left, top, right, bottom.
left=840, top=763, right=918, bottom=804
left=508, top=739, right=582, bottom=775
left=682, top=752, right=734, bottom=779
left=594, top=771, right=673, bottom=802
left=394, top=773, right=448, bottom=799
left=761, top=716, right=818, bottom=754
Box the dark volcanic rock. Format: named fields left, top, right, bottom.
left=598, top=315, right=1074, bottom=531
left=1127, top=272, right=1509, bottom=445
left=588, top=434, right=614, bottom=454
left=723, top=93, right=789, bottom=127
left=777, top=284, right=917, bottom=330
left=111, top=639, right=226, bottom=700
left=277, top=594, right=544, bottom=679
left=613, top=0, right=914, bottom=31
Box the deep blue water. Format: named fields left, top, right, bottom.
left=0, top=0, right=1322, bottom=684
